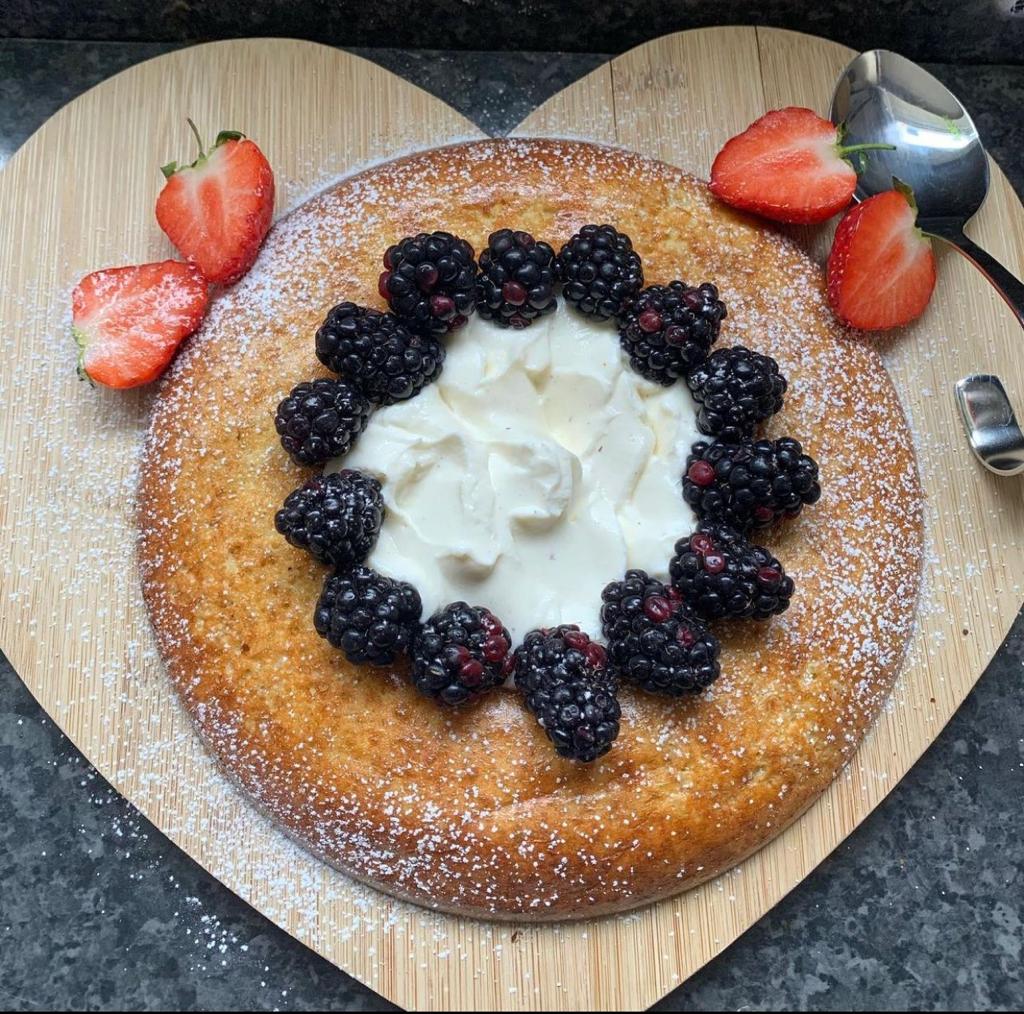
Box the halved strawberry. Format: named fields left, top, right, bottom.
left=709, top=106, right=893, bottom=225
left=72, top=260, right=209, bottom=389
left=156, top=121, right=274, bottom=286
left=827, top=183, right=937, bottom=331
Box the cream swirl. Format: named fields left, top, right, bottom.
left=338, top=302, right=700, bottom=643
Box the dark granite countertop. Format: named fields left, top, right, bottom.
left=1, top=36, right=1023, bottom=1013
left=3, top=1, right=1024, bottom=64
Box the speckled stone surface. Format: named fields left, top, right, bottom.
left=2, top=1, right=1024, bottom=64
left=1, top=38, right=1023, bottom=1012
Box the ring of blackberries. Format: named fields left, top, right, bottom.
left=271, top=223, right=820, bottom=762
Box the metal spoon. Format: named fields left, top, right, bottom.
left=830, top=49, right=1024, bottom=477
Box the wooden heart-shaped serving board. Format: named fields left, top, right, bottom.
left=1, top=28, right=1023, bottom=1011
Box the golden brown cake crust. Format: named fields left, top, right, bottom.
left=137, top=139, right=923, bottom=920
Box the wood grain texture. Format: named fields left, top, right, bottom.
left=1, top=29, right=1022, bottom=1011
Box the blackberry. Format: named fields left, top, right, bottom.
left=557, top=224, right=643, bottom=320
left=513, top=625, right=620, bottom=762
left=314, top=566, right=422, bottom=666
left=275, top=469, right=384, bottom=568
left=617, top=282, right=726, bottom=385
left=379, top=231, right=477, bottom=337
left=686, top=345, right=787, bottom=442
left=600, top=570, right=721, bottom=696
left=682, top=437, right=821, bottom=531
left=274, top=378, right=371, bottom=466
left=669, top=521, right=794, bottom=621
left=475, top=229, right=558, bottom=328
left=315, top=302, right=444, bottom=406
left=411, top=602, right=513, bottom=705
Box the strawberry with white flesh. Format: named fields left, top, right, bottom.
left=827, top=182, right=937, bottom=331
left=710, top=106, right=894, bottom=225
left=72, top=260, right=209, bottom=389
left=156, top=120, right=274, bottom=286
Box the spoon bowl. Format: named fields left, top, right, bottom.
left=831, top=50, right=989, bottom=229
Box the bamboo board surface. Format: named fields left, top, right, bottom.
left=1, top=28, right=1023, bottom=1012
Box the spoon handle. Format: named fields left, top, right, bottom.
left=926, top=225, right=1024, bottom=329
left=924, top=223, right=1024, bottom=475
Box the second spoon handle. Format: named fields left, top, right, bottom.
left=926, top=223, right=1024, bottom=329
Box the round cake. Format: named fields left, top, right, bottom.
left=137, top=138, right=923, bottom=919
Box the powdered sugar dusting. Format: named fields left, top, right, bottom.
left=131, top=139, right=924, bottom=918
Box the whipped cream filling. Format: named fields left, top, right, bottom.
left=337, top=303, right=700, bottom=643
